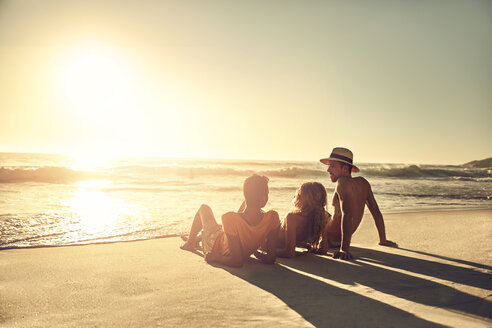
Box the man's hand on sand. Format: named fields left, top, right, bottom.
left=379, top=240, right=398, bottom=247
left=333, top=250, right=353, bottom=260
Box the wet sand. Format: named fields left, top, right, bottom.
left=1, top=209, right=491, bottom=327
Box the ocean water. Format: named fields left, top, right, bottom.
left=1, top=152, right=491, bottom=249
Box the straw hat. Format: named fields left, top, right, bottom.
left=320, top=147, right=360, bottom=173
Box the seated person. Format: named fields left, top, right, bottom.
left=277, top=182, right=331, bottom=258
left=180, top=174, right=280, bottom=267
left=320, top=147, right=397, bottom=260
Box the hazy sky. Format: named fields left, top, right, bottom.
left=1, top=0, right=491, bottom=164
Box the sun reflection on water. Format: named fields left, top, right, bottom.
left=68, top=187, right=137, bottom=236
left=76, top=180, right=113, bottom=189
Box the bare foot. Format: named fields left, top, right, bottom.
left=379, top=240, right=398, bottom=247
left=180, top=241, right=196, bottom=251
left=180, top=234, right=201, bottom=250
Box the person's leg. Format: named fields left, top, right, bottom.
left=181, top=204, right=218, bottom=250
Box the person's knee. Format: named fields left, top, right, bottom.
left=198, top=204, right=216, bottom=225
left=199, top=204, right=213, bottom=217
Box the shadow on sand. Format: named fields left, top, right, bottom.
left=210, top=247, right=491, bottom=327
left=396, top=247, right=492, bottom=272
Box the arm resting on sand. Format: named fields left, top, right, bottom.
left=316, top=225, right=330, bottom=255
left=365, top=185, right=396, bottom=246
left=276, top=214, right=298, bottom=258
left=334, top=182, right=353, bottom=260
left=205, top=234, right=243, bottom=267
left=340, top=211, right=353, bottom=253
left=254, top=226, right=279, bottom=264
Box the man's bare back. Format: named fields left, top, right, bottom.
left=326, top=176, right=371, bottom=242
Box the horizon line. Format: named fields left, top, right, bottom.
left=1, top=150, right=485, bottom=167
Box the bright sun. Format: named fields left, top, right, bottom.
left=57, top=44, right=137, bottom=116
left=53, top=43, right=154, bottom=161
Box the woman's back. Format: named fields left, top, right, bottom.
left=277, top=182, right=330, bottom=258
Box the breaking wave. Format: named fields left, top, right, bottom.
left=114, top=164, right=325, bottom=178
left=0, top=167, right=96, bottom=183
left=361, top=165, right=491, bottom=181
left=378, top=191, right=491, bottom=201
left=1, top=163, right=490, bottom=184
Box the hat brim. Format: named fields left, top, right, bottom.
left=320, top=158, right=360, bottom=173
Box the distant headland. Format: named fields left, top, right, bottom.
left=462, top=157, right=492, bottom=168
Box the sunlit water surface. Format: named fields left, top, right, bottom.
left=1, top=153, right=490, bottom=249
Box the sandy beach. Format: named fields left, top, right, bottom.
left=1, top=209, right=491, bottom=327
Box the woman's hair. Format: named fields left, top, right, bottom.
left=293, top=182, right=330, bottom=249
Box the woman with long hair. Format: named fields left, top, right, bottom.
left=277, top=182, right=331, bottom=258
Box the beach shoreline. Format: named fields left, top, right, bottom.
left=1, top=209, right=491, bottom=327
left=1, top=208, right=491, bottom=251
left=2, top=153, right=490, bottom=250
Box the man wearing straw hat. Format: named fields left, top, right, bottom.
left=320, top=147, right=396, bottom=260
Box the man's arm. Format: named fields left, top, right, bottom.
left=334, top=181, right=354, bottom=260
left=365, top=183, right=397, bottom=247
left=205, top=233, right=244, bottom=267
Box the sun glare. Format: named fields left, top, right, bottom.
left=68, top=149, right=117, bottom=170
left=57, top=45, right=137, bottom=114
left=52, top=43, right=158, bottom=158
left=51, top=42, right=194, bottom=159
